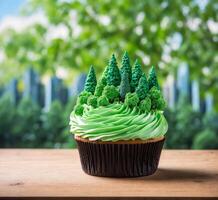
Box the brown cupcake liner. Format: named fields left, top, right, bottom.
left=76, top=137, right=165, bottom=177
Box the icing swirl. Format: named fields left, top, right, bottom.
left=70, top=103, right=168, bottom=141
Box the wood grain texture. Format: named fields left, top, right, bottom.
left=0, top=150, right=218, bottom=199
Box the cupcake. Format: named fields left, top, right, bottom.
left=70, top=52, right=168, bottom=177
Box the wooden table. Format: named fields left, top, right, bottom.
left=0, top=150, right=217, bottom=199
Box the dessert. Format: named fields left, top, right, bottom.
left=70, top=52, right=168, bottom=177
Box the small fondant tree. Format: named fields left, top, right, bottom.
left=120, top=51, right=131, bottom=82
left=87, top=95, right=98, bottom=108
left=84, top=65, right=97, bottom=94
left=103, top=85, right=119, bottom=102
left=94, top=81, right=105, bottom=97
left=135, top=73, right=149, bottom=100
left=148, top=66, right=160, bottom=90
left=131, top=59, right=143, bottom=92
left=149, top=86, right=166, bottom=110
left=106, top=54, right=121, bottom=86
left=97, top=96, right=109, bottom=106
left=139, top=97, right=151, bottom=113
left=119, top=71, right=130, bottom=101
left=101, top=65, right=109, bottom=86
left=77, top=91, right=92, bottom=104
left=124, top=92, right=139, bottom=108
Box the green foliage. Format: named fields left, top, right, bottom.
left=97, top=95, right=109, bottom=106
left=15, top=98, right=42, bottom=147
left=192, top=129, right=218, bottom=149
left=102, top=85, right=119, bottom=102
left=165, top=96, right=203, bottom=149
left=94, top=81, right=105, bottom=97
left=131, top=59, right=143, bottom=92
left=77, top=91, right=92, bottom=104
left=149, top=86, right=166, bottom=110
left=106, top=54, right=121, bottom=86
left=101, top=66, right=109, bottom=86
left=77, top=95, right=88, bottom=105
left=84, top=65, right=97, bottom=94
left=87, top=95, right=98, bottom=108
left=124, top=92, right=139, bottom=108
left=192, top=112, right=218, bottom=149
left=42, top=101, right=67, bottom=147
left=119, top=71, right=130, bottom=101
left=74, top=104, right=84, bottom=116
left=135, top=73, right=149, bottom=100
left=139, top=97, right=151, bottom=113
left=120, top=51, right=131, bottom=82
left=148, top=66, right=160, bottom=90
left=0, top=95, right=16, bottom=147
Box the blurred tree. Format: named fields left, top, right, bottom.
left=193, top=129, right=218, bottom=149
left=165, top=95, right=203, bottom=149
left=14, top=98, right=42, bottom=147
left=63, top=96, right=78, bottom=148
left=0, top=0, right=217, bottom=106
left=192, top=112, right=218, bottom=149
left=0, top=95, right=16, bottom=147
left=42, top=101, right=67, bottom=148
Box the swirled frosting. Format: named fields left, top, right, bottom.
left=70, top=103, right=168, bottom=141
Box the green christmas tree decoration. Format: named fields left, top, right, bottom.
left=77, top=91, right=92, bottom=104
left=74, top=104, right=84, bottom=116
left=97, top=95, right=109, bottom=106
left=135, top=73, right=149, bottom=100
left=94, top=81, right=105, bottom=97
left=102, top=85, right=119, bottom=102
left=84, top=65, right=97, bottom=94
left=148, top=66, right=160, bottom=90
left=120, top=51, right=132, bottom=82
left=131, top=59, right=143, bottom=92
left=87, top=95, right=98, bottom=108
left=149, top=86, right=166, bottom=110
left=124, top=92, right=139, bottom=108
left=119, top=71, right=130, bottom=101
left=101, top=65, right=109, bottom=86
left=106, top=54, right=121, bottom=86
left=139, top=97, right=151, bottom=113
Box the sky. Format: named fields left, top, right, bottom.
left=0, top=0, right=25, bottom=19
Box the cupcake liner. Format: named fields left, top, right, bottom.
left=76, top=138, right=165, bottom=177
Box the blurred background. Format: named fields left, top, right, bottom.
left=0, top=0, right=217, bottom=149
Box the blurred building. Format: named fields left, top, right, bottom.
left=23, top=68, right=41, bottom=104
left=60, top=86, right=69, bottom=105
left=5, top=78, right=19, bottom=105
left=205, top=93, right=214, bottom=113
left=191, top=80, right=200, bottom=112
left=0, top=86, right=3, bottom=97
left=44, top=76, right=67, bottom=111
left=69, top=73, right=86, bottom=97
left=177, top=63, right=190, bottom=99
left=38, top=83, right=45, bottom=107
left=163, top=74, right=177, bottom=110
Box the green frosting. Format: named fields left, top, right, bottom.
left=70, top=103, right=168, bottom=141
left=70, top=52, right=168, bottom=141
